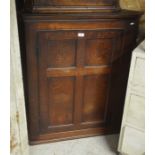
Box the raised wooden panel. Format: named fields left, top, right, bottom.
left=48, top=77, right=75, bottom=127
left=82, top=74, right=110, bottom=123
left=47, top=40, right=76, bottom=68
left=85, top=38, right=113, bottom=66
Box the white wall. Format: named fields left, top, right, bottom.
left=10, top=0, right=29, bottom=154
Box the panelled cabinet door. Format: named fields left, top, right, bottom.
left=36, top=30, right=122, bottom=135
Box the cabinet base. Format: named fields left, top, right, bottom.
left=29, top=127, right=120, bottom=145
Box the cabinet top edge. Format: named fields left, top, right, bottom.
left=22, top=10, right=143, bottom=21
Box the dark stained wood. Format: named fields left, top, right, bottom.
left=16, top=0, right=142, bottom=144
left=34, top=30, right=122, bottom=134
left=46, top=66, right=111, bottom=77
left=23, top=10, right=142, bottom=20
left=82, top=74, right=110, bottom=123
left=48, top=77, right=75, bottom=126
left=37, top=0, right=115, bottom=6
left=85, top=38, right=113, bottom=65
left=19, top=0, right=120, bottom=13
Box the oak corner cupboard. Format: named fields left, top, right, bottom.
left=16, top=0, right=142, bottom=144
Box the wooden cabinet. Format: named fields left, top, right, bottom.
left=22, top=0, right=120, bottom=13
left=16, top=0, right=141, bottom=144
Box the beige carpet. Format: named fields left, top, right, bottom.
left=30, top=134, right=119, bottom=155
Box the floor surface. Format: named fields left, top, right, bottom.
left=30, top=134, right=119, bottom=155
